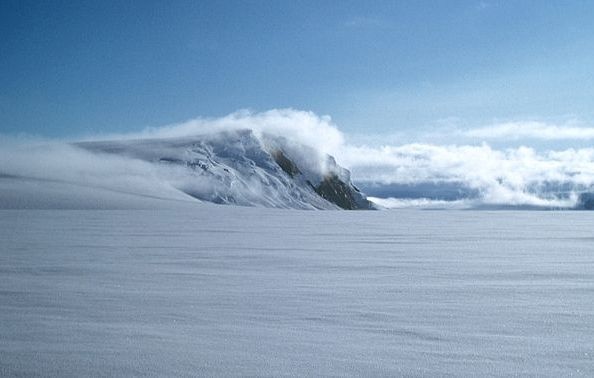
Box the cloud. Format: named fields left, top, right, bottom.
left=135, top=109, right=594, bottom=208
left=476, top=1, right=492, bottom=11
left=135, top=108, right=345, bottom=157
left=0, top=110, right=346, bottom=209
left=338, top=143, right=594, bottom=208
left=368, top=197, right=471, bottom=209
left=462, top=121, right=594, bottom=140
left=0, top=142, right=198, bottom=209
left=344, top=16, right=387, bottom=29
left=3, top=109, right=594, bottom=209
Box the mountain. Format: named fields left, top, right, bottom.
left=77, top=130, right=375, bottom=210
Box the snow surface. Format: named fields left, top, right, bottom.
left=1, top=206, right=593, bottom=376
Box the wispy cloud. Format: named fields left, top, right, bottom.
left=475, top=1, right=493, bottom=11
left=0, top=142, right=197, bottom=209
left=136, top=108, right=345, bottom=157
left=344, top=16, right=388, bottom=29
left=462, top=121, right=594, bottom=140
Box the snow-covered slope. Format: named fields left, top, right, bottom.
left=76, top=130, right=373, bottom=210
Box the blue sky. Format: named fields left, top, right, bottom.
left=1, top=0, right=594, bottom=138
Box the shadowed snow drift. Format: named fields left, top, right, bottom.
left=75, top=130, right=374, bottom=210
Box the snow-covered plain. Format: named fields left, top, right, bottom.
left=1, top=205, right=593, bottom=376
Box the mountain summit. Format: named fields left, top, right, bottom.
left=78, top=130, right=374, bottom=210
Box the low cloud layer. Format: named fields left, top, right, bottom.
left=341, top=143, right=594, bottom=208
left=0, top=142, right=199, bottom=209
left=2, top=109, right=594, bottom=209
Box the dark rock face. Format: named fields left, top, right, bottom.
left=271, top=148, right=374, bottom=210
left=271, top=150, right=301, bottom=178
left=577, top=192, right=594, bottom=209
left=313, top=174, right=374, bottom=210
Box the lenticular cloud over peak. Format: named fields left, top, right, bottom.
left=135, top=108, right=345, bottom=157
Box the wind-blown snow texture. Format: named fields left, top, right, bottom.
left=1, top=207, right=593, bottom=376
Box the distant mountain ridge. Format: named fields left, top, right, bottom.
left=78, top=130, right=375, bottom=210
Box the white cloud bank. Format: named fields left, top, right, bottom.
left=3, top=109, right=594, bottom=209
left=341, top=143, right=594, bottom=208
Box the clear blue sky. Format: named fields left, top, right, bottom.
left=1, top=0, right=594, bottom=137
